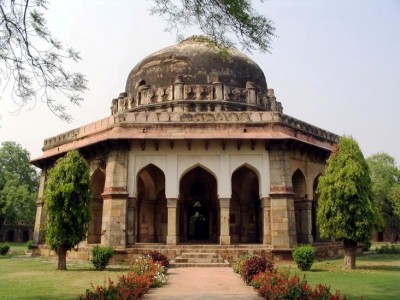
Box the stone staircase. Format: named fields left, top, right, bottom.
left=170, top=252, right=230, bottom=268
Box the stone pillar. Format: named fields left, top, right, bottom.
left=219, top=198, right=231, bottom=245
left=269, top=146, right=297, bottom=248
left=33, top=170, right=46, bottom=244
left=303, top=200, right=313, bottom=244
left=213, top=81, right=223, bottom=99
left=261, top=197, right=271, bottom=245
left=270, top=193, right=297, bottom=248
left=101, top=187, right=128, bottom=249
left=246, top=81, right=256, bottom=105
left=127, top=197, right=137, bottom=246
left=166, top=198, right=178, bottom=245
left=101, top=147, right=129, bottom=249
left=173, top=76, right=184, bottom=100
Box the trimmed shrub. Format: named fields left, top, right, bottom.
left=0, top=243, right=10, bottom=255
left=240, top=256, right=275, bottom=284
left=292, top=245, right=315, bottom=271
left=375, top=243, right=400, bottom=254
left=251, top=268, right=346, bottom=300
left=91, top=245, right=113, bottom=270
left=362, top=240, right=371, bottom=251
left=148, top=250, right=170, bottom=271
left=232, top=254, right=252, bottom=274
left=26, top=240, right=34, bottom=250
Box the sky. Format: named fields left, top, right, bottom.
left=1, top=0, right=399, bottom=165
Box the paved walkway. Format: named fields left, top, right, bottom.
left=144, top=267, right=261, bottom=299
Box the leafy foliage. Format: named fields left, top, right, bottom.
left=251, top=269, right=346, bottom=300
left=150, top=0, right=276, bottom=53
left=374, top=244, right=400, bottom=254
left=91, top=245, right=113, bottom=271
left=240, top=255, right=274, bottom=284
left=0, top=243, right=10, bottom=255
left=292, top=245, right=316, bottom=271
left=148, top=250, right=170, bottom=271
left=0, top=0, right=87, bottom=121
left=367, top=153, right=400, bottom=241
left=0, top=141, right=38, bottom=235
left=317, top=136, right=376, bottom=268
left=232, top=254, right=252, bottom=274
left=44, top=150, right=91, bottom=269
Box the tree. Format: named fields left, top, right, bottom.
left=317, top=136, right=376, bottom=270
left=151, top=0, right=276, bottom=53
left=43, top=150, right=91, bottom=270
left=0, top=0, right=87, bottom=122
left=0, top=141, right=38, bottom=239
left=367, top=153, right=400, bottom=242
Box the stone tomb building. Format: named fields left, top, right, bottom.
left=32, top=37, right=338, bottom=260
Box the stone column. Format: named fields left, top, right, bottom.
left=101, top=147, right=129, bottom=249
left=126, top=197, right=137, bottom=246
left=101, top=187, right=128, bottom=249
left=166, top=198, right=178, bottom=245
left=303, top=200, right=313, bottom=244
left=260, top=197, right=271, bottom=245
left=219, top=198, right=231, bottom=245
left=33, top=170, right=46, bottom=244
left=270, top=192, right=297, bottom=248
left=269, top=146, right=297, bottom=248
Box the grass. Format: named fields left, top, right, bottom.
left=0, top=244, right=127, bottom=300
left=281, top=253, right=400, bottom=300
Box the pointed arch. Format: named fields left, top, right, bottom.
left=179, top=166, right=218, bottom=243
left=179, top=163, right=218, bottom=185
left=136, top=164, right=166, bottom=243
left=88, top=168, right=105, bottom=244
left=292, top=169, right=307, bottom=199
left=231, top=165, right=262, bottom=244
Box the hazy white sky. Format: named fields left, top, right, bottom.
left=1, top=0, right=399, bottom=165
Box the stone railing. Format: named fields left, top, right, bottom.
left=110, top=79, right=283, bottom=115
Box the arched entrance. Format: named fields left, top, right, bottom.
left=231, top=166, right=261, bottom=243
left=292, top=169, right=308, bottom=243
left=312, top=174, right=321, bottom=241
left=88, top=168, right=105, bottom=243
left=179, top=166, right=218, bottom=243
left=137, top=164, right=166, bottom=243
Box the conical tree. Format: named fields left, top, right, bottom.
left=44, top=150, right=92, bottom=270
left=317, top=136, right=376, bottom=269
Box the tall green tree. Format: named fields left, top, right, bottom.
left=0, top=141, right=38, bottom=239
left=317, top=136, right=376, bottom=270
left=367, top=153, right=400, bottom=242
left=44, top=150, right=91, bottom=270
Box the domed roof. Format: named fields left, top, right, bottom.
left=125, top=36, right=268, bottom=96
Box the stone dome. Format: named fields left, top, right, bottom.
left=125, top=36, right=268, bottom=96
left=110, top=36, right=282, bottom=114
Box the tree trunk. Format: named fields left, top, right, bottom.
left=56, top=246, right=67, bottom=270
left=343, top=239, right=357, bottom=270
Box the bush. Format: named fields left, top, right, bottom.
left=78, top=273, right=152, bottom=300
left=375, top=243, right=400, bottom=254
left=232, top=254, right=252, bottom=274
left=129, top=255, right=167, bottom=288
left=26, top=240, right=34, bottom=250
left=0, top=244, right=10, bottom=255
left=362, top=240, right=371, bottom=251
left=148, top=250, right=170, bottom=271
left=251, top=268, right=346, bottom=300
left=292, top=245, right=315, bottom=271
left=91, top=245, right=113, bottom=270
left=240, top=256, right=275, bottom=284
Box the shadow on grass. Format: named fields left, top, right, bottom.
left=308, top=268, right=327, bottom=273
left=358, top=265, right=400, bottom=272
left=67, top=267, right=128, bottom=272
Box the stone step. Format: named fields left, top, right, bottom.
left=174, top=257, right=224, bottom=263
left=170, top=260, right=231, bottom=268
left=180, top=252, right=219, bottom=259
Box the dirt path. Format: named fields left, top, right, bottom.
left=144, top=267, right=261, bottom=299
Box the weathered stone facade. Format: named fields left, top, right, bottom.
left=31, top=37, right=338, bottom=260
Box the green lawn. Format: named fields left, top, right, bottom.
left=281, top=253, right=400, bottom=300
left=1, top=244, right=400, bottom=299
left=0, top=244, right=127, bottom=300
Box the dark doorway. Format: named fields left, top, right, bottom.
left=179, top=167, right=218, bottom=243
